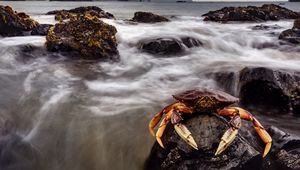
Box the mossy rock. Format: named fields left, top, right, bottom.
left=0, top=5, right=39, bottom=36
left=46, top=6, right=115, bottom=22
left=46, top=14, right=119, bottom=60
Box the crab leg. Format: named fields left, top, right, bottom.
left=151, top=102, right=195, bottom=149
left=217, top=107, right=272, bottom=157
left=155, top=109, right=173, bottom=148
left=149, top=103, right=177, bottom=137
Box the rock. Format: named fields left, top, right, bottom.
left=130, top=11, right=170, bottom=23
left=46, top=6, right=115, bottom=21
left=202, top=4, right=300, bottom=22
left=31, top=24, right=53, bottom=36
left=265, top=126, right=300, bottom=170
left=46, top=14, right=119, bottom=60
left=251, top=24, right=282, bottom=30
left=293, top=18, right=300, bottom=29
left=0, top=5, right=39, bottom=36
left=238, top=67, right=300, bottom=114
left=144, top=114, right=263, bottom=170
left=279, top=19, right=300, bottom=44
left=209, top=67, right=300, bottom=115
left=139, top=37, right=202, bottom=56
left=0, top=116, right=41, bottom=170
left=290, top=87, right=300, bottom=115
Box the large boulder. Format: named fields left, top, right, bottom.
left=208, top=67, right=300, bottom=115
left=279, top=19, right=300, bottom=44
left=46, top=6, right=115, bottom=21
left=145, top=114, right=263, bottom=170
left=46, top=14, right=119, bottom=60
left=130, top=11, right=170, bottom=23
left=238, top=67, right=300, bottom=114
left=202, top=4, right=300, bottom=22
left=139, top=37, right=202, bottom=56
left=0, top=6, right=39, bottom=36
left=144, top=111, right=300, bottom=169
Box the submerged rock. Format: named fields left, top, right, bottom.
left=145, top=114, right=262, bottom=170
left=31, top=24, right=53, bottom=36
left=46, top=6, right=115, bottom=21
left=0, top=5, right=39, bottom=36
left=139, top=37, right=202, bottom=56
left=251, top=24, right=282, bottom=30
left=130, top=11, right=170, bottom=23
left=46, top=14, right=119, bottom=60
left=202, top=4, right=300, bottom=22
left=0, top=116, right=41, bottom=170
left=279, top=19, right=300, bottom=44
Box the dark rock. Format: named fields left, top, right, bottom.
left=209, top=67, right=300, bottom=115
left=139, top=37, right=202, bottom=56
left=251, top=24, right=282, bottom=30
left=265, top=126, right=300, bottom=170
left=46, top=6, right=115, bottom=21
left=279, top=19, right=300, bottom=44
left=202, top=4, right=300, bottom=22
left=145, top=114, right=263, bottom=170
left=238, top=67, right=300, bottom=114
left=46, top=14, right=119, bottom=60
left=0, top=5, right=39, bottom=36
left=290, top=87, right=300, bottom=115
left=294, top=18, right=300, bottom=29
left=131, top=11, right=170, bottom=23
left=31, top=24, right=53, bottom=36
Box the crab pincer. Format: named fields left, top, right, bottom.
left=171, top=111, right=198, bottom=150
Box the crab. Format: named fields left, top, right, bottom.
left=149, top=89, right=272, bottom=157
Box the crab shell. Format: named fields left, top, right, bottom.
left=172, top=89, right=239, bottom=112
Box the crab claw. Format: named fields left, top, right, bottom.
left=174, top=123, right=198, bottom=150
left=215, top=127, right=238, bottom=156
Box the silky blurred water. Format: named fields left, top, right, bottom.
left=0, top=1, right=300, bottom=170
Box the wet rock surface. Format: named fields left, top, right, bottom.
left=202, top=4, right=300, bottom=22
left=145, top=114, right=262, bottom=170
left=46, top=6, right=115, bottom=21
left=290, top=87, right=300, bottom=115
left=238, top=67, right=300, bottom=114
left=0, top=117, right=41, bottom=170
left=0, top=5, right=39, bottom=36
left=264, top=126, right=300, bottom=170
left=251, top=24, right=282, bottom=30
left=139, top=37, right=202, bottom=56
left=31, top=24, right=53, bottom=36
left=46, top=14, right=119, bottom=60
left=145, top=113, right=300, bottom=170
left=279, top=19, right=300, bottom=44
left=130, top=11, right=170, bottom=23
left=208, top=67, right=300, bottom=115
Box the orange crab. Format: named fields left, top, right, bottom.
left=149, top=89, right=272, bottom=157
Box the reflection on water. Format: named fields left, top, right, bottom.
left=0, top=1, right=299, bottom=170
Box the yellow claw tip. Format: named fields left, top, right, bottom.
left=156, top=137, right=165, bottom=149
left=262, top=142, right=272, bottom=158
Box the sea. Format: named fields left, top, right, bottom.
left=0, top=1, right=299, bottom=170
